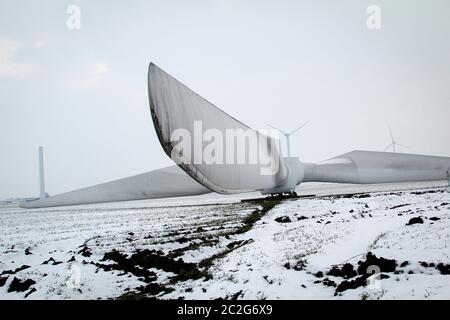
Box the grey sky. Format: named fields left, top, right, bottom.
left=1, top=0, right=449, bottom=199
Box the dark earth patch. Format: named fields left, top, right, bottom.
left=390, top=204, right=409, bottom=210
left=94, top=250, right=158, bottom=283
left=317, top=252, right=397, bottom=294
left=0, top=265, right=30, bottom=276
left=293, top=259, right=307, bottom=271
left=339, top=193, right=371, bottom=199
left=168, top=238, right=219, bottom=259
left=328, top=263, right=357, bottom=279
left=406, top=217, right=424, bottom=225
left=357, top=252, right=397, bottom=274
left=42, top=257, right=63, bottom=265
left=314, top=271, right=323, bottom=278
left=78, top=244, right=92, bottom=257
left=134, top=282, right=174, bottom=296
left=437, top=263, right=450, bottom=275
left=275, top=216, right=291, bottom=223
left=226, top=239, right=251, bottom=250
left=8, top=277, right=36, bottom=293
left=335, top=274, right=389, bottom=294
left=313, top=278, right=336, bottom=287
left=411, top=190, right=441, bottom=195
left=0, top=276, right=7, bottom=287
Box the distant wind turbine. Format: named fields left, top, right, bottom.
left=267, top=122, right=309, bottom=157
left=384, top=125, right=408, bottom=153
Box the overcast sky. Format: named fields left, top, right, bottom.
left=1, top=0, right=449, bottom=199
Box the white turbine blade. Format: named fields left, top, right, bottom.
left=20, top=165, right=210, bottom=209
left=396, top=142, right=409, bottom=149
left=148, top=63, right=287, bottom=194
left=289, top=121, right=309, bottom=135
left=303, top=150, right=450, bottom=184
left=388, top=125, right=394, bottom=142
left=267, top=124, right=288, bottom=136
left=383, top=143, right=393, bottom=151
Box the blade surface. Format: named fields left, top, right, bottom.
left=20, top=165, right=210, bottom=208
left=148, top=63, right=287, bottom=194
left=303, top=150, right=450, bottom=184
left=267, top=124, right=288, bottom=136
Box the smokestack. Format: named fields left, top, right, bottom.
left=39, top=146, right=46, bottom=199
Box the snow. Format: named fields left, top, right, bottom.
left=1, top=181, right=449, bottom=300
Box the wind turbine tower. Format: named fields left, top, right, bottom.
left=267, top=122, right=309, bottom=157
left=39, top=146, right=46, bottom=199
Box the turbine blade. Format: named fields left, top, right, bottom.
left=396, top=143, right=409, bottom=149
left=289, top=121, right=309, bottom=135
left=383, top=143, right=393, bottom=151
left=388, top=125, right=394, bottom=142
left=267, top=124, right=288, bottom=136
left=148, top=63, right=288, bottom=194
left=20, top=165, right=210, bottom=208
left=303, top=150, right=450, bottom=184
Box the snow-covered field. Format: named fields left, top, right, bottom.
left=1, top=181, right=449, bottom=300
